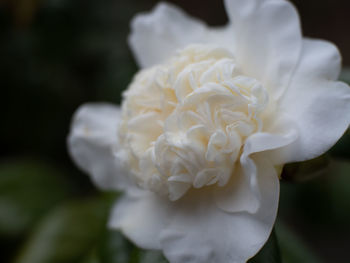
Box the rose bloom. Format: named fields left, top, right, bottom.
left=68, top=0, right=350, bottom=262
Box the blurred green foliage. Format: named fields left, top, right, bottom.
left=275, top=222, right=321, bottom=263
left=14, top=196, right=114, bottom=263
left=0, top=159, right=73, bottom=238
left=1, top=0, right=350, bottom=262
left=248, top=230, right=282, bottom=263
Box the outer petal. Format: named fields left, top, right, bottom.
left=109, top=188, right=171, bottom=250
left=129, top=2, right=234, bottom=68
left=68, top=103, right=129, bottom=190
left=160, top=157, right=279, bottom=263
left=224, top=0, right=302, bottom=99
left=214, top=115, right=297, bottom=214
left=278, top=39, right=350, bottom=163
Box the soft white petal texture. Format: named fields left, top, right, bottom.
left=68, top=103, right=129, bottom=190
left=129, top=2, right=234, bottom=68
left=213, top=115, right=297, bottom=213
left=224, top=0, right=302, bottom=99
left=213, top=164, right=261, bottom=214
left=278, top=39, right=350, bottom=162
left=160, top=156, right=279, bottom=263
left=109, top=188, right=171, bottom=250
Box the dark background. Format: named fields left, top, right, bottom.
left=1, top=0, right=350, bottom=263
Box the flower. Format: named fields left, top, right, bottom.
left=68, top=0, right=350, bottom=262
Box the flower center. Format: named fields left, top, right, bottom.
left=117, top=44, right=269, bottom=200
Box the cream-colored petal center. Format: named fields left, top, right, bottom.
left=118, top=44, right=273, bottom=200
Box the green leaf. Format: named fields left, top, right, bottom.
left=248, top=229, right=282, bottom=263
left=80, top=249, right=101, bottom=263
left=280, top=158, right=350, bottom=226
left=0, top=158, right=74, bottom=238
left=328, top=160, right=350, bottom=223
left=275, top=222, right=321, bottom=263
left=79, top=249, right=101, bottom=263
left=14, top=196, right=112, bottom=263
left=329, top=129, right=350, bottom=159
left=340, top=68, right=350, bottom=85
left=98, top=230, right=135, bottom=263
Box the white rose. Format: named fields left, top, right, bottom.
left=68, top=0, right=350, bottom=262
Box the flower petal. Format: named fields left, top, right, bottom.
left=160, top=156, right=279, bottom=263
left=129, top=2, right=234, bottom=68
left=109, top=188, right=171, bottom=250
left=215, top=116, right=296, bottom=214
left=224, top=0, right=302, bottom=99
left=68, top=103, right=129, bottom=190
left=214, top=118, right=296, bottom=214
left=278, top=39, right=350, bottom=163
left=213, top=163, right=259, bottom=214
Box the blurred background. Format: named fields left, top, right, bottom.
left=1, top=0, right=350, bottom=262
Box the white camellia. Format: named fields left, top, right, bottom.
left=68, top=0, right=350, bottom=262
